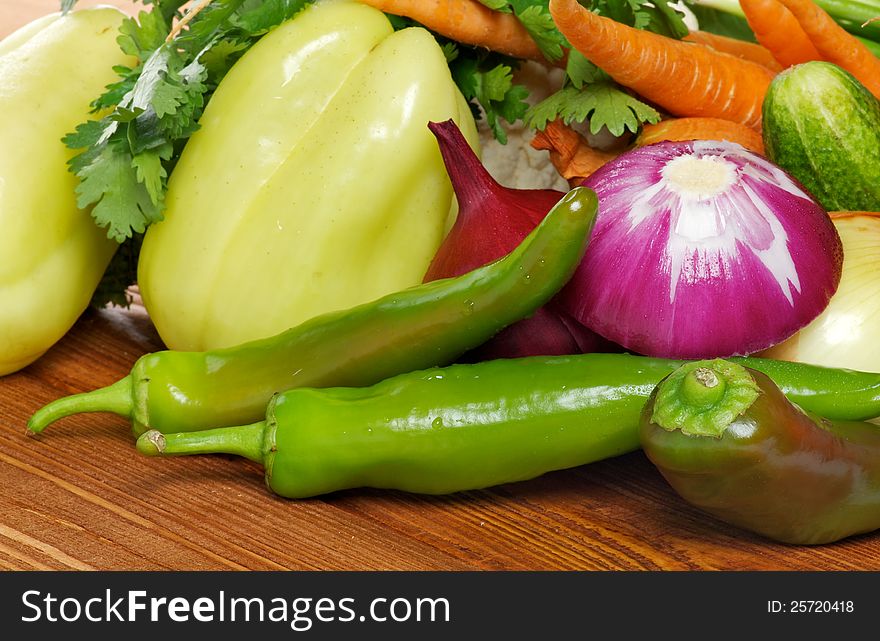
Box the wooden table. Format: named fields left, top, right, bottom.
left=4, top=1, right=880, bottom=572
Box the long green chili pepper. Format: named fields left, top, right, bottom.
left=27, top=187, right=599, bottom=437
left=135, top=353, right=880, bottom=499
left=640, top=359, right=880, bottom=545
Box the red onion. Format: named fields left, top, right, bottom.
left=559, top=140, right=843, bottom=359
left=425, top=120, right=614, bottom=359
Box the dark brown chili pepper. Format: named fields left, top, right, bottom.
left=640, top=359, right=880, bottom=545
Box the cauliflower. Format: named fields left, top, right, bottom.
left=479, top=124, right=570, bottom=191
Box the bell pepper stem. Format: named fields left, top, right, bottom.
left=26, top=376, right=133, bottom=434
left=137, top=422, right=267, bottom=464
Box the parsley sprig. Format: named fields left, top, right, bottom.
left=514, top=0, right=690, bottom=136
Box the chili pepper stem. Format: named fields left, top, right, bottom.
left=26, top=376, right=133, bottom=434
left=136, top=422, right=267, bottom=464
left=680, top=367, right=727, bottom=407
left=650, top=359, right=760, bottom=437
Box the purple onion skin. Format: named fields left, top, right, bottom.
left=561, top=140, right=843, bottom=359
left=462, top=305, right=617, bottom=362
left=425, top=119, right=615, bottom=359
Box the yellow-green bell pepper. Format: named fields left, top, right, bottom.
left=0, top=8, right=133, bottom=376
left=137, top=0, right=479, bottom=351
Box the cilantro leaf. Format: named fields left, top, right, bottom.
left=232, top=0, right=312, bottom=35
left=479, top=72, right=531, bottom=143
left=132, top=144, right=173, bottom=207
left=118, top=10, right=169, bottom=59
left=174, top=0, right=246, bottom=52
left=441, top=42, right=459, bottom=64
left=452, top=57, right=530, bottom=144
left=566, top=50, right=602, bottom=90
left=477, top=1, right=567, bottom=62
left=198, top=39, right=249, bottom=83
left=525, top=83, right=660, bottom=136
left=476, top=0, right=512, bottom=11
left=688, top=5, right=757, bottom=42
left=142, top=1, right=190, bottom=24
left=591, top=0, right=689, bottom=38
left=514, top=4, right=566, bottom=61
left=75, top=141, right=164, bottom=242
left=91, top=65, right=141, bottom=113
left=62, top=119, right=106, bottom=158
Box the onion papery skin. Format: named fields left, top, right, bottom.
left=760, top=212, right=880, bottom=372
left=560, top=140, right=843, bottom=359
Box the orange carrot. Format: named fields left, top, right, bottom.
left=530, top=120, right=620, bottom=184
left=636, top=117, right=766, bottom=155
left=358, top=0, right=545, bottom=61
left=740, top=0, right=823, bottom=67
left=548, top=0, right=776, bottom=129
left=774, top=0, right=880, bottom=97
left=683, top=31, right=782, bottom=72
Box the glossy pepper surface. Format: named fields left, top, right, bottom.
left=640, top=359, right=880, bottom=545
left=137, top=0, right=479, bottom=351
left=136, top=353, right=880, bottom=499
left=28, top=188, right=599, bottom=437
left=0, top=8, right=133, bottom=375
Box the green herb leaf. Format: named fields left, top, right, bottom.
left=526, top=82, right=660, bottom=136
left=232, top=0, right=311, bottom=34
left=118, top=10, right=169, bottom=58
left=592, top=0, right=689, bottom=38
left=75, top=141, right=164, bottom=242
left=478, top=1, right=567, bottom=62
left=62, top=119, right=106, bottom=157
left=452, top=57, right=530, bottom=144
left=511, top=2, right=566, bottom=61
left=142, top=1, right=190, bottom=24
left=687, top=4, right=757, bottom=41
left=174, top=0, right=246, bottom=52
left=565, top=50, right=602, bottom=90
left=477, top=0, right=513, bottom=11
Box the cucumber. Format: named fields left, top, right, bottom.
left=762, top=61, right=880, bottom=212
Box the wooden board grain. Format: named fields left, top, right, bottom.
left=4, top=304, right=880, bottom=571
left=3, top=0, right=880, bottom=571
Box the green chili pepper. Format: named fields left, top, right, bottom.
left=27, top=187, right=599, bottom=437
left=640, top=359, right=880, bottom=545
left=135, top=353, right=880, bottom=499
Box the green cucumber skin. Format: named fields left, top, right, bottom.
left=763, top=62, right=880, bottom=212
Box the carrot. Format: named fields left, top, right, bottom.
left=683, top=31, right=782, bottom=72
left=530, top=120, right=620, bottom=184
left=636, top=117, right=766, bottom=155
left=357, top=0, right=545, bottom=61
left=774, top=0, right=880, bottom=98
left=740, top=0, right=823, bottom=67
left=548, top=0, right=776, bottom=129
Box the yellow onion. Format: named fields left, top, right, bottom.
left=760, top=212, right=880, bottom=372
